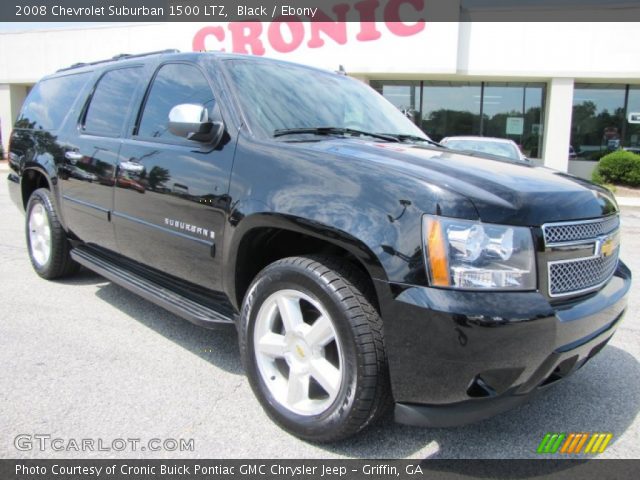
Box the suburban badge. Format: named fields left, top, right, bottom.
left=164, top=218, right=215, bottom=239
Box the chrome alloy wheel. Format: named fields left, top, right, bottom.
left=28, top=203, right=52, bottom=267
left=253, top=289, right=344, bottom=416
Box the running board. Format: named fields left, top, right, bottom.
left=70, top=247, right=235, bottom=328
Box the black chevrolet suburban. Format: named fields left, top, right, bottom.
left=7, top=50, right=631, bottom=442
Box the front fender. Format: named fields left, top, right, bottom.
left=222, top=206, right=390, bottom=308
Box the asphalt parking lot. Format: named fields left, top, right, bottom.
left=1, top=172, right=638, bottom=460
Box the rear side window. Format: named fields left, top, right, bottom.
left=137, top=63, right=214, bottom=141
left=16, top=73, right=90, bottom=131
left=83, top=67, right=143, bottom=137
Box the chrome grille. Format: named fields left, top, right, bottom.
left=549, top=250, right=619, bottom=296
left=544, top=215, right=620, bottom=297
left=543, top=215, right=619, bottom=244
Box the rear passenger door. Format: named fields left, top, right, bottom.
left=114, top=61, right=235, bottom=292
left=61, top=66, right=145, bottom=251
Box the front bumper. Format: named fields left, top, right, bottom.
left=376, top=261, right=631, bottom=427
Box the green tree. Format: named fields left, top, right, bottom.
left=422, top=109, right=479, bottom=141
left=148, top=166, right=170, bottom=191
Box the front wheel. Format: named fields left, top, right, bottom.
left=239, top=256, right=390, bottom=442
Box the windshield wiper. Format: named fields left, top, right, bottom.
left=273, top=127, right=399, bottom=143
left=384, top=134, right=445, bottom=148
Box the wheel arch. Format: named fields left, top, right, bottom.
left=224, top=212, right=388, bottom=312
left=21, top=166, right=53, bottom=209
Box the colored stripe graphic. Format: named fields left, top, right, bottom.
left=550, top=434, right=566, bottom=453
left=537, top=433, right=613, bottom=454
left=560, top=433, right=575, bottom=453
left=585, top=433, right=613, bottom=454
left=598, top=433, right=613, bottom=453
left=537, top=434, right=552, bottom=454
left=537, top=433, right=566, bottom=453
left=574, top=433, right=589, bottom=453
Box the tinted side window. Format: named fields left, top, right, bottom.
left=16, top=73, right=90, bottom=131
left=137, top=63, right=214, bottom=141
left=84, top=67, right=143, bottom=137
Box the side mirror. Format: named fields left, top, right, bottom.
left=168, top=103, right=223, bottom=143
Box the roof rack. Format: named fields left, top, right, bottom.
left=57, top=49, right=180, bottom=72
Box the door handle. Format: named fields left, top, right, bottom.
left=119, top=161, right=145, bottom=174
left=64, top=151, right=83, bottom=162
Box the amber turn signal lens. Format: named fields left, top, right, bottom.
left=426, top=218, right=451, bottom=287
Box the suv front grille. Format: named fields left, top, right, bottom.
left=543, top=216, right=620, bottom=298
left=543, top=215, right=619, bottom=244
left=549, top=251, right=619, bottom=296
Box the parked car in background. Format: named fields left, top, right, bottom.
left=569, top=145, right=578, bottom=159
left=61, top=165, right=98, bottom=183
left=440, top=136, right=529, bottom=163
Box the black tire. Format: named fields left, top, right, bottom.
left=239, top=255, right=390, bottom=442
left=25, top=188, right=80, bottom=279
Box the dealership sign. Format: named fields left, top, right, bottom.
left=193, top=0, right=427, bottom=55
left=193, top=20, right=425, bottom=55
left=191, top=21, right=458, bottom=74
left=189, top=1, right=459, bottom=74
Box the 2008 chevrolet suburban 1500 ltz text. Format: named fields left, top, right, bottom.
left=7, top=50, right=631, bottom=442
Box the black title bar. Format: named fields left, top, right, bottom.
left=2, top=459, right=640, bottom=480
left=1, top=0, right=640, bottom=22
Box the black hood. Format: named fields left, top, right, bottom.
left=309, top=140, right=618, bottom=226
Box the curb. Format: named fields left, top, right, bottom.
left=616, top=197, right=640, bottom=208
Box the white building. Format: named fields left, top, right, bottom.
left=1, top=21, right=640, bottom=178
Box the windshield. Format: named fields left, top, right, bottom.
left=225, top=59, right=429, bottom=141
left=443, top=139, right=521, bottom=161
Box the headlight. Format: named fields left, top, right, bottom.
left=423, top=215, right=536, bottom=290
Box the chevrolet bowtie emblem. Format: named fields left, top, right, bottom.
left=597, top=233, right=619, bottom=258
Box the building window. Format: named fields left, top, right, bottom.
left=571, top=84, right=627, bottom=161
left=370, top=81, right=421, bottom=125
left=625, top=86, right=640, bottom=152
left=420, top=81, right=482, bottom=142
left=371, top=80, right=546, bottom=159
left=482, top=83, right=546, bottom=159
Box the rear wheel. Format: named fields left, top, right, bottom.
left=239, top=255, right=390, bottom=442
left=25, top=188, right=80, bottom=279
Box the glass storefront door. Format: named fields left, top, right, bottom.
left=482, top=83, right=545, bottom=159
left=625, top=87, right=640, bottom=152
left=571, top=84, right=626, bottom=160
